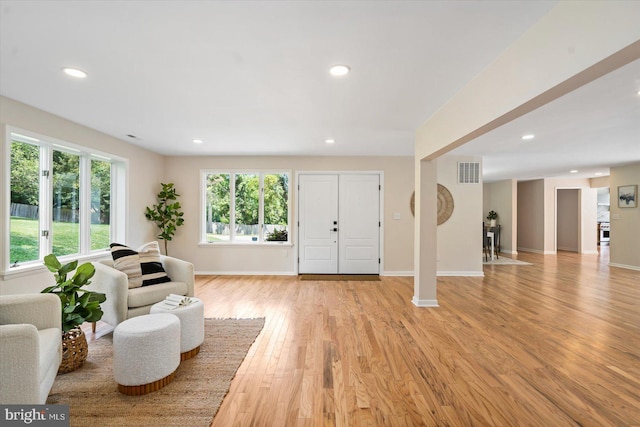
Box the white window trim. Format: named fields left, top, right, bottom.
left=200, top=169, right=292, bottom=245
left=2, top=126, right=127, bottom=277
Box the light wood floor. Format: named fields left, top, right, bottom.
left=91, top=249, right=640, bottom=426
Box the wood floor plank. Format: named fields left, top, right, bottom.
left=163, top=248, right=640, bottom=426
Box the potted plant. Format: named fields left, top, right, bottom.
left=486, top=210, right=498, bottom=227
left=145, top=182, right=185, bottom=255
left=41, top=254, right=106, bottom=373
left=266, top=227, right=288, bottom=242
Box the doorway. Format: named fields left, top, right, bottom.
left=297, top=173, right=381, bottom=274
left=557, top=188, right=579, bottom=252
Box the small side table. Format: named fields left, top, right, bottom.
left=150, top=297, right=204, bottom=361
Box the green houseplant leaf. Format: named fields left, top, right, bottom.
left=41, top=254, right=105, bottom=332
left=144, top=182, right=185, bottom=255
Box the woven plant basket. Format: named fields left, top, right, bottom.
left=59, top=328, right=88, bottom=374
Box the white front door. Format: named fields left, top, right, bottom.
left=298, top=174, right=339, bottom=274
left=298, top=173, right=380, bottom=274
left=339, top=174, right=380, bottom=274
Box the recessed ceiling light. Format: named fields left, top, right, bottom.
left=62, top=67, right=87, bottom=78
left=325, top=139, right=335, bottom=144
left=521, top=134, right=535, bottom=140
left=329, top=65, right=350, bottom=77
left=570, top=170, right=578, bottom=173
left=193, top=139, right=203, bottom=144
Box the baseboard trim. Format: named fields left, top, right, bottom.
left=517, top=248, right=556, bottom=255
left=411, top=297, right=439, bottom=307
left=581, top=250, right=599, bottom=255
left=195, top=271, right=297, bottom=276
left=437, top=271, right=484, bottom=277
left=381, top=271, right=414, bottom=277
left=609, top=263, right=640, bottom=271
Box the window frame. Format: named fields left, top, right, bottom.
left=200, top=169, right=291, bottom=245
left=2, top=126, right=126, bottom=276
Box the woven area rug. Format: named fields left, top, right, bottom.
left=47, top=318, right=264, bottom=427
left=300, top=274, right=381, bottom=281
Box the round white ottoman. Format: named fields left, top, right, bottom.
left=113, top=313, right=180, bottom=395
left=150, top=297, right=204, bottom=361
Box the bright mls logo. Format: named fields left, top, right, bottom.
left=1, top=405, right=69, bottom=426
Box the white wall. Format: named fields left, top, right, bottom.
left=164, top=155, right=415, bottom=275
left=609, top=162, right=640, bottom=270
left=436, top=155, right=483, bottom=276
left=0, top=96, right=165, bottom=294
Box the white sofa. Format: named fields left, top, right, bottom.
left=90, top=256, right=194, bottom=329
left=0, top=294, right=62, bottom=404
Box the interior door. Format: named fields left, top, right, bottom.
left=298, top=174, right=339, bottom=274
left=339, top=174, right=380, bottom=274
left=298, top=173, right=380, bottom=275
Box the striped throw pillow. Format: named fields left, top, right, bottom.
left=110, top=243, right=143, bottom=288
left=137, top=241, right=172, bottom=286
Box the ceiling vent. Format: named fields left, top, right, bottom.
left=458, top=162, right=480, bottom=184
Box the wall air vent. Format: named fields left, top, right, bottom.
left=458, top=162, right=480, bottom=184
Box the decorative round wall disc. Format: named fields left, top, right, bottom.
left=410, top=184, right=454, bottom=226
left=410, top=192, right=415, bottom=217
left=437, top=184, right=454, bottom=225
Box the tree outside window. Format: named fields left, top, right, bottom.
left=204, top=171, right=289, bottom=243
left=7, top=132, right=115, bottom=267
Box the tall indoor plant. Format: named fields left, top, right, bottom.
left=42, top=254, right=106, bottom=373
left=145, top=182, right=185, bottom=255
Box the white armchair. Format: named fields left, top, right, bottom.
left=90, top=255, right=194, bottom=329
left=0, top=293, right=62, bottom=404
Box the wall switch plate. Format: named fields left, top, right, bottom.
left=393, top=212, right=401, bottom=220
left=612, top=213, right=621, bottom=220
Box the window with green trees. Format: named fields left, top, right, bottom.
left=7, top=131, right=118, bottom=268
left=203, top=171, right=289, bottom=243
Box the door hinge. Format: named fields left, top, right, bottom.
left=379, top=184, right=381, bottom=190
left=378, top=258, right=381, bottom=264
left=379, top=221, right=381, bottom=227
left=42, top=230, right=49, bottom=237
left=42, top=170, right=50, bottom=177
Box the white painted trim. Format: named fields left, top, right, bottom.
left=437, top=271, right=484, bottom=277
left=500, top=249, right=518, bottom=255
left=411, top=297, right=439, bottom=307
left=557, top=246, right=579, bottom=252
left=581, top=250, right=599, bottom=255
left=608, top=263, right=640, bottom=272
left=517, top=247, right=556, bottom=255
left=381, top=270, right=414, bottom=276
left=195, top=270, right=297, bottom=276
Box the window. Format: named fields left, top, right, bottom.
left=202, top=171, right=290, bottom=243
left=6, top=129, right=121, bottom=269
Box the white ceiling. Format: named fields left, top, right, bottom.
left=1, top=1, right=638, bottom=181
